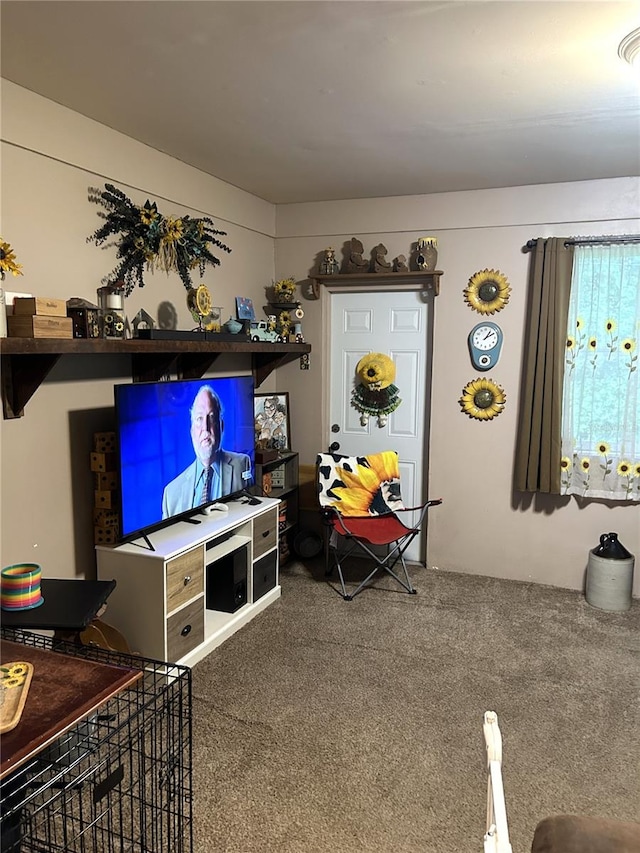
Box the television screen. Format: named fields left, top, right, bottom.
left=115, top=376, right=256, bottom=542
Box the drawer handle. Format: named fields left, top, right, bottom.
left=181, top=624, right=192, bottom=637
left=262, top=530, right=270, bottom=538
left=183, top=575, right=192, bottom=586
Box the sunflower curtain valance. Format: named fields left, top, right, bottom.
left=560, top=243, right=640, bottom=501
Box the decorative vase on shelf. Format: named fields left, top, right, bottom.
left=223, top=317, right=243, bottom=334
left=416, top=236, right=438, bottom=272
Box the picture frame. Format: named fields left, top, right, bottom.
left=254, top=392, right=291, bottom=452
left=236, top=296, right=256, bottom=321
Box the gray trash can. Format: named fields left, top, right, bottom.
left=586, top=532, right=635, bottom=612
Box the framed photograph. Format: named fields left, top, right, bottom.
left=254, top=392, right=291, bottom=452
left=236, top=296, right=256, bottom=321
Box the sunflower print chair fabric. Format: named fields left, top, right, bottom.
left=316, top=450, right=442, bottom=601
left=316, top=450, right=405, bottom=516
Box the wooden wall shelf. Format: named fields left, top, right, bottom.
left=0, top=337, right=311, bottom=419
left=310, top=270, right=443, bottom=298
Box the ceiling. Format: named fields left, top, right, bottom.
left=1, top=1, right=639, bottom=205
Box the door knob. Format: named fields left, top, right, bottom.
left=329, top=441, right=340, bottom=453
left=331, top=424, right=340, bottom=433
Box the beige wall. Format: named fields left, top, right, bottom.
left=2, top=80, right=639, bottom=597
left=274, top=180, right=640, bottom=595
left=1, top=82, right=278, bottom=578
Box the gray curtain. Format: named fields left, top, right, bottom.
left=514, top=238, right=574, bottom=493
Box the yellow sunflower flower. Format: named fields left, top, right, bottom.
left=605, top=319, right=616, bottom=333
left=634, top=463, right=640, bottom=478
left=0, top=239, right=23, bottom=279
left=274, top=277, right=297, bottom=299
left=139, top=201, right=158, bottom=225
left=576, top=318, right=584, bottom=330
left=459, top=378, right=506, bottom=420
left=566, top=336, right=576, bottom=350
left=560, top=456, right=571, bottom=471
left=617, top=460, right=632, bottom=477
left=580, top=458, right=590, bottom=472
left=0, top=663, right=28, bottom=687
left=588, top=337, right=597, bottom=349
left=356, top=353, right=396, bottom=390
left=464, top=269, right=511, bottom=315
left=596, top=441, right=610, bottom=456
left=621, top=338, right=635, bottom=353
left=330, top=451, right=400, bottom=516
left=163, top=217, right=184, bottom=242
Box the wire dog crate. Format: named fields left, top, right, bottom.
left=1, top=627, right=193, bottom=853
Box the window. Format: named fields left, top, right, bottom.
left=561, top=243, right=640, bottom=500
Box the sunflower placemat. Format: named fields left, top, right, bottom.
left=0, top=662, right=34, bottom=734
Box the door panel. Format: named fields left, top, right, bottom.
left=329, top=290, right=430, bottom=561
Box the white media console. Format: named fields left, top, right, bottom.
left=96, top=496, right=281, bottom=667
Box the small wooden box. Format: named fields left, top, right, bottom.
left=95, top=471, right=118, bottom=491
left=95, top=490, right=118, bottom=509
left=68, top=306, right=101, bottom=338
left=94, top=526, right=119, bottom=545
left=90, top=452, right=117, bottom=473
left=271, top=466, right=285, bottom=488
left=93, top=507, right=119, bottom=528
left=94, top=432, right=116, bottom=453
left=7, top=315, right=73, bottom=339
left=13, top=296, right=67, bottom=317
left=256, top=449, right=278, bottom=464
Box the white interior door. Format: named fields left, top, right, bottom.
left=329, top=289, right=431, bottom=562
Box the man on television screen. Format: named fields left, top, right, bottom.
left=162, top=385, right=251, bottom=518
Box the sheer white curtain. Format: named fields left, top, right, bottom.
left=561, top=243, right=640, bottom=501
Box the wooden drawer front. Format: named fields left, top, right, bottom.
left=253, top=509, right=277, bottom=559
left=166, top=546, right=204, bottom=613
left=167, top=598, right=204, bottom=662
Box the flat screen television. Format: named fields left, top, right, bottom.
left=114, top=376, right=256, bottom=543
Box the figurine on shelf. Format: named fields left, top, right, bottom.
left=416, top=236, right=438, bottom=271
left=346, top=238, right=369, bottom=274
left=372, top=243, right=391, bottom=273
left=293, top=304, right=305, bottom=342
left=277, top=309, right=292, bottom=340
left=394, top=254, right=409, bottom=273
left=319, top=246, right=340, bottom=276
left=267, top=314, right=277, bottom=333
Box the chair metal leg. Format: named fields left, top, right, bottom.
left=329, top=534, right=418, bottom=600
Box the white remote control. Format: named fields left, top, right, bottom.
left=201, top=503, right=229, bottom=515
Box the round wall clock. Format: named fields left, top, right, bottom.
left=468, top=321, right=503, bottom=370
left=464, top=269, right=511, bottom=314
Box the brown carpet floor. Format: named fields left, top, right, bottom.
left=191, top=558, right=640, bottom=852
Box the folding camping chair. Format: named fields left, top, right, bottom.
left=316, top=450, right=442, bottom=600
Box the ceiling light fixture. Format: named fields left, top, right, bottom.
left=618, top=26, right=640, bottom=66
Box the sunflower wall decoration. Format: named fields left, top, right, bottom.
left=459, top=378, right=506, bottom=421
left=351, top=352, right=402, bottom=427
left=0, top=238, right=23, bottom=280
left=88, top=183, right=231, bottom=296
left=464, top=269, right=511, bottom=314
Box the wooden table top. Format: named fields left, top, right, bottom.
left=0, top=639, right=142, bottom=780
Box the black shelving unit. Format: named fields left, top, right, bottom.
left=255, top=452, right=299, bottom=564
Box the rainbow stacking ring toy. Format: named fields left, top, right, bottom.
left=1, top=563, right=44, bottom=611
